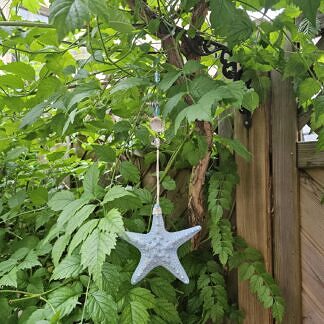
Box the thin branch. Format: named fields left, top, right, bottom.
left=0, top=21, right=53, bottom=28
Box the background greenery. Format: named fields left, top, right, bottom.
left=0, top=0, right=323, bottom=323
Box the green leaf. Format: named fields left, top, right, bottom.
left=272, top=299, right=285, bottom=322
left=102, top=186, right=136, bottom=204
left=81, top=229, right=117, bottom=284
left=68, top=219, right=99, bottom=254
left=163, top=92, right=186, bottom=117
left=57, top=198, right=88, bottom=227
left=93, top=145, right=116, bottom=162
left=183, top=60, right=203, bottom=75
left=0, top=62, right=35, bottom=81
left=101, top=7, right=133, bottom=33
left=8, top=190, right=26, bottom=209
left=111, top=77, right=150, bottom=94
left=159, top=71, right=182, bottom=92
left=129, top=287, right=155, bottom=309
left=120, top=161, right=140, bottom=184
left=120, top=301, right=149, bottom=324
left=50, top=0, right=89, bottom=40
left=149, top=278, right=176, bottom=303
left=242, top=90, right=260, bottom=111
left=294, top=0, right=320, bottom=26
left=46, top=283, right=82, bottom=318
left=0, top=74, right=24, bottom=89
left=48, top=191, right=75, bottom=211
left=51, top=255, right=83, bottom=280
left=86, top=290, right=118, bottom=324
left=66, top=204, right=96, bottom=234
left=162, top=176, right=176, bottom=191
left=52, top=234, right=70, bottom=266
left=0, top=267, right=17, bottom=288
left=29, top=187, right=48, bottom=206
left=18, top=250, right=41, bottom=270
left=66, top=80, right=100, bottom=109
left=210, top=0, right=254, bottom=47
left=83, top=163, right=101, bottom=199
left=99, top=208, right=124, bottom=235
left=153, top=298, right=181, bottom=323
left=298, top=78, right=321, bottom=104
left=239, top=263, right=255, bottom=281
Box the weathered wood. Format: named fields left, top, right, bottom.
left=234, top=103, right=272, bottom=324
left=271, top=70, right=301, bottom=323
left=300, top=171, right=324, bottom=323
left=297, top=142, right=324, bottom=168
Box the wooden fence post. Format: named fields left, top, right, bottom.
left=234, top=101, right=272, bottom=324
left=271, top=70, right=301, bottom=323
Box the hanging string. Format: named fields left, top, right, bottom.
left=151, top=69, right=162, bottom=206
left=155, top=138, right=160, bottom=205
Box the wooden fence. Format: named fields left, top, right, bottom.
left=234, top=70, right=324, bottom=323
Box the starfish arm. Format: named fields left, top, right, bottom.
left=168, top=225, right=201, bottom=248
left=161, top=252, right=190, bottom=284
left=121, top=231, right=148, bottom=250
left=131, top=253, right=158, bottom=284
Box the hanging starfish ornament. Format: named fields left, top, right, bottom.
left=121, top=80, right=201, bottom=284
left=122, top=204, right=201, bottom=284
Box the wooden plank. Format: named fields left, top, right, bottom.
left=271, top=70, right=301, bottom=324
left=305, top=168, right=324, bottom=187
left=300, top=171, right=324, bottom=323
left=234, top=102, right=272, bottom=324
left=297, top=142, right=324, bottom=168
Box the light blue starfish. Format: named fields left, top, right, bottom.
left=122, top=204, right=201, bottom=284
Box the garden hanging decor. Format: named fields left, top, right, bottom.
left=122, top=71, right=201, bottom=284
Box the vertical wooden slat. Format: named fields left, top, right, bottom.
left=235, top=102, right=272, bottom=324
left=271, top=70, right=301, bottom=323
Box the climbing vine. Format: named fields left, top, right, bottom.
left=0, top=0, right=323, bottom=323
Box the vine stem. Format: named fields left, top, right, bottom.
left=80, top=276, right=91, bottom=323
left=0, top=21, right=53, bottom=28
left=3, top=279, right=74, bottom=304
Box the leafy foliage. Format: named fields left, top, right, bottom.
left=0, top=0, right=322, bottom=322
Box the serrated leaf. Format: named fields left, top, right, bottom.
left=66, top=204, right=96, bottom=234
left=46, top=283, right=82, bottom=318
left=99, top=208, right=124, bottom=234
left=68, top=219, right=99, bottom=254
left=183, top=60, right=202, bottom=75
left=18, top=250, right=41, bottom=270
left=0, top=267, right=17, bottom=288
left=51, top=255, right=83, bottom=280
left=294, top=0, right=320, bottom=26
left=86, top=290, right=118, bottom=324
left=298, top=77, right=321, bottom=104
left=120, top=161, right=140, bottom=184
left=93, top=145, right=116, bottom=162
left=239, top=263, right=255, bottom=281
left=57, top=198, right=88, bottom=227
left=110, top=77, right=150, bottom=94
left=129, top=287, right=155, bottom=309
left=163, top=92, right=186, bottom=117
left=272, top=299, right=285, bottom=322
left=83, top=163, right=101, bottom=199
left=149, top=278, right=176, bottom=303
left=48, top=191, right=75, bottom=211
left=159, top=71, right=182, bottom=92
left=101, top=7, right=133, bottom=33
left=52, top=234, right=70, bottom=266
left=162, top=176, right=176, bottom=191
left=81, top=229, right=117, bottom=284
left=0, top=62, right=35, bottom=81
left=101, top=263, right=123, bottom=296
left=120, top=301, right=149, bottom=324
left=102, top=185, right=136, bottom=204
left=242, top=90, right=259, bottom=111
left=153, top=298, right=181, bottom=323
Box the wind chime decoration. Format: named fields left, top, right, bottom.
left=122, top=70, right=201, bottom=285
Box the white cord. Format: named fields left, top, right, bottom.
left=155, top=138, right=160, bottom=205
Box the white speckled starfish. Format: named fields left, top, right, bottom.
left=122, top=204, right=201, bottom=284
